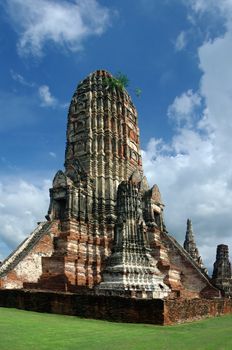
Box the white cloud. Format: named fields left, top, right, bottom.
left=188, top=0, right=232, bottom=17
left=175, top=31, right=187, bottom=51
left=143, top=127, right=232, bottom=271
left=10, top=70, right=35, bottom=87
left=38, top=85, right=68, bottom=109
left=186, top=0, right=232, bottom=34
left=4, top=0, right=111, bottom=57
left=168, top=89, right=202, bottom=127
left=143, top=2, right=232, bottom=271
left=0, top=177, right=51, bottom=259
left=38, top=85, right=57, bottom=107
left=189, top=0, right=213, bottom=13
left=10, top=70, right=65, bottom=109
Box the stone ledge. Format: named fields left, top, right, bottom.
left=0, top=289, right=164, bottom=324
left=0, top=289, right=232, bottom=325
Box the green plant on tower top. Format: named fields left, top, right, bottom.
left=103, top=71, right=141, bottom=98
left=103, top=72, right=129, bottom=91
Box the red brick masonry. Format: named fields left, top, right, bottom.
left=0, top=289, right=231, bottom=325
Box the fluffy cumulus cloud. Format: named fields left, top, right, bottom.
left=0, top=178, right=51, bottom=260
left=38, top=85, right=57, bottom=107
left=4, top=0, right=111, bottom=57
left=167, top=89, right=202, bottom=127
left=143, top=0, right=232, bottom=271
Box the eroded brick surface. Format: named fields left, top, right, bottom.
left=0, top=289, right=231, bottom=325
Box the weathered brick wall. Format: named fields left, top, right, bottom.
left=0, top=289, right=232, bottom=325
left=0, top=289, right=164, bottom=324
left=164, top=298, right=232, bottom=324
left=0, top=222, right=59, bottom=289
left=160, top=232, right=220, bottom=298
left=35, top=219, right=112, bottom=291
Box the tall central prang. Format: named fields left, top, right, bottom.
left=44, top=70, right=169, bottom=297
left=48, top=70, right=142, bottom=226
left=64, top=70, right=142, bottom=223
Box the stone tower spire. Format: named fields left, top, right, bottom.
left=46, top=69, right=143, bottom=231
left=63, top=70, right=142, bottom=224
left=183, top=219, right=207, bottom=273
left=65, top=70, right=142, bottom=175
left=212, top=245, right=232, bottom=296
left=43, top=69, right=166, bottom=292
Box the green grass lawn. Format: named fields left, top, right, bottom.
left=0, top=308, right=232, bottom=350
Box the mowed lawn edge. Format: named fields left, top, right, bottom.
left=0, top=307, right=232, bottom=350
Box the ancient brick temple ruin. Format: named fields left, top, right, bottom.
left=0, top=70, right=232, bottom=307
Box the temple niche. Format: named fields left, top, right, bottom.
left=0, top=70, right=231, bottom=300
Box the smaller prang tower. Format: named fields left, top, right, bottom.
left=212, top=245, right=232, bottom=297
left=183, top=219, right=207, bottom=274
left=98, top=172, right=170, bottom=298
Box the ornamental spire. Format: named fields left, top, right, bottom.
left=183, top=219, right=207, bottom=273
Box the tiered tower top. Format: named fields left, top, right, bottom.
left=65, top=70, right=142, bottom=185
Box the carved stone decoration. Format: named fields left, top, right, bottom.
left=183, top=219, right=208, bottom=274
left=212, top=245, right=232, bottom=296
left=98, top=179, right=170, bottom=298
left=142, top=184, right=165, bottom=230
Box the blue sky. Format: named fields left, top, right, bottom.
left=0, top=0, right=232, bottom=272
